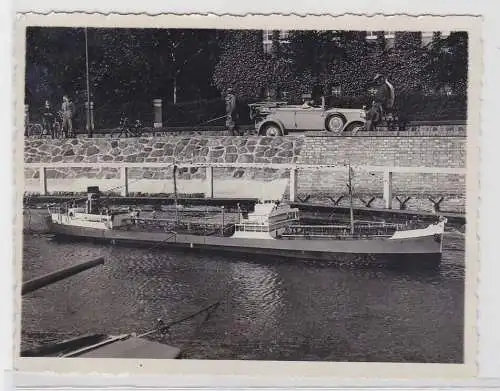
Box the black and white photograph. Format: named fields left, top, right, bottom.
left=14, top=14, right=480, bottom=377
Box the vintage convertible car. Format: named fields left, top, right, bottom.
left=249, top=100, right=366, bottom=136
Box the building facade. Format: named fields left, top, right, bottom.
left=262, top=30, right=451, bottom=52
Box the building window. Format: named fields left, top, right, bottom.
left=279, top=30, right=289, bottom=40
left=263, top=29, right=273, bottom=42
left=421, top=31, right=452, bottom=47
left=331, top=86, right=342, bottom=97
left=263, top=29, right=290, bottom=54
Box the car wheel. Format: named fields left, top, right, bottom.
left=326, top=115, right=346, bottom=133
left=263, top=123, right=283, bottom=136
left=345, top=121, right=365, bottom=134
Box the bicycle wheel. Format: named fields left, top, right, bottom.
left=32, top=124, right=44, bottom=138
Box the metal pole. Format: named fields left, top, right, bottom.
left=173, top=164, right=178, bottom=223
left=348, top=164, right=354, bottom=236
left=221, top=206, right=225, bottom=236
left=85, top=27, right=92, bottom=138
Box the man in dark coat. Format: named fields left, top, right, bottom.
left=41, top=100, right=54, bottom=137
left=225, top=88, right=239, bottom=136
left=365, top=74, right=395, bottom=131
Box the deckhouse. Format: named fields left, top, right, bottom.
left=232, top=200, right=300, bottom=239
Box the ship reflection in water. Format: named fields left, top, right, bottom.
left=21, top=223, right=465, bottom=363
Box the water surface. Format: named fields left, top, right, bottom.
left=20, top=211, right=465, bottom=363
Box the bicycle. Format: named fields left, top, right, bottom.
left=114, top=114, right=145, bottom=138
left=25, top=122, right=44, bottom=137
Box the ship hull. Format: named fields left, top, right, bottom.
left=46, top=219, right=443, bottom=268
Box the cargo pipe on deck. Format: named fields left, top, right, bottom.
left=22, top=257, right=105, bottom=295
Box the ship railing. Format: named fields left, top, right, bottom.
left=128, top=217, right=231, bottom=236
left=280, top=233, right=394, bottom=240
left=234, top=223, right=270, bottom=233
left=283, top=223, right=402, bottom=238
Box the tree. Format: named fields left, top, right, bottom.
left=425, top=31, right=468, bottom=95
left=287, top=30, right=344, bottom=85
left=25, top=27, right=88, bottom=107
left=212, top=30, right=270, bottom=101
left=25, top=27, right=222, bottom=126
left=333, top=31, right=370, bottom=96
left=394, top=32, right=422, bottom=50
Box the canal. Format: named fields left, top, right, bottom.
left=20, top=210, right=465, bottom=363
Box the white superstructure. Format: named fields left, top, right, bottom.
left=232, top=200, right=299, bottom=239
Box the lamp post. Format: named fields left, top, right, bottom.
left=84, top=27, right=93, bottom=138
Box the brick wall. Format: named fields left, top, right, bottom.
left=295, top=136, right=466, bottom=213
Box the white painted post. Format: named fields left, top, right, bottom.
left=153, top=99, right=163, bottom=128
left=206, top=166, right=214, bottom=198
left=289, top=167, right=297, bottom=202
left=383, top=170, right=393, bottom=209
left=39, top=167, right=47, bottom=196
left=120, top=166, right=129, bottom=197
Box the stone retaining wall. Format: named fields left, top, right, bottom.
left=24, top=134, right=467, bottom=213
left=24, top=136, right=303, bottom=200
left=25, top=136, right=303, bottom=180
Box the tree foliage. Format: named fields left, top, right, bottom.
left=25, top=27, right=221, bottom=125
left=212, top=30, right=270, bottom=101
left=211, top=29, right=469, bottom=105
left=25, top=27, right=469, bottom=125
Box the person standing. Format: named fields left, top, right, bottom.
left=225, top=88, right=239, bottom=136
left=41, top=100, right=54, bottom=137
left=61, top=95, right=75, bottom=138
left=365, top=74, right=395, bottom=131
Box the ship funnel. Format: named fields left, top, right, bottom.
left=86, top=186, right=101, bottom=214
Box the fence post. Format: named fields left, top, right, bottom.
left=383, top=170, right=393, bottom=209
left=289, top=167, right=298, bottom=202
left=153, top=99, right=163, bottom=128
left=120, top=167, right=129, bottom=197
left=206, top=166, right=214, bottom=198
left=39, top=167, right=47, bottom=196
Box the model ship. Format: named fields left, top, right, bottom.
left=45, top=166, right=446, bottom=268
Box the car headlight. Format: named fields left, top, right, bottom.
left=360, top=110, right=366, bottom=119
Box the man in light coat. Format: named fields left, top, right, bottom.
left=61, top=95, right=75, bottom=138
left=225, top=88, right=239, bottom=136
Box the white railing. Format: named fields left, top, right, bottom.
left=24, top=162, right=466, bottom=210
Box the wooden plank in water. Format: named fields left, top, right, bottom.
left=77, top=337, right=181, bottom=359
left=22, top=257, right=105, bottom=295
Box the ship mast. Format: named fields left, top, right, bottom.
left=347, top=163, right=355, bottom=235
left=173, top=164, right=179, bottom=223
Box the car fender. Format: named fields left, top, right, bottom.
left=325, top=109, right=348, bottom=121
left=256, top=118, right=287, bottom=135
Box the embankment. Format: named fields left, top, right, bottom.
left=24, top=132, right=467, bottom=213
left=24, top=136, right=303, bottom=200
